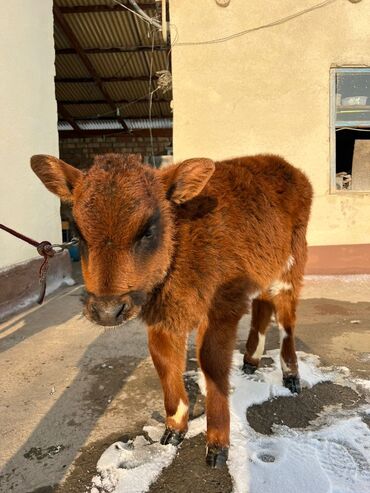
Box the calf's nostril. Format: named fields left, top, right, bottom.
left=90, top=303, right=99, bottom=318
left=115, top=303, right=127, bottom=320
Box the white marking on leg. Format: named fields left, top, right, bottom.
left=280, top=354, right=290, bottom=373
left=249, top=290, right=261, bottom=300
left=268, top=281, right=292, bottom=297
left=251, top=333, right=265, bottom=360
left=278, top=324, right=288, bottom=344
left=169, top=399, right=188, bottom=425
left=285, top=255, right=295, bottom=271
left=279, top=324, right=291, bottom=373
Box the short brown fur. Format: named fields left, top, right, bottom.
left=31, top=152, right=312, bottom=462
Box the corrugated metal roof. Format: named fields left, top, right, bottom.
left=54, top=0, right=172, bottom=130
left=84, top=50, right=168, bottom=78
left=58, top=120, right=74, bottom=130
left=126, top=117, right=172, bottom=129
left=64, top=103, right=112, bottom=118
left=58, top=117, right=172, bottom=131
left=54, top=23, right=71, bottom=50
left=77, top=119, right=124, bottom=130
left=56, top=82, right=103, bottom=100
left=70, top=9, right=163, bottom=48
left=55, top=54, right=91, bottom=78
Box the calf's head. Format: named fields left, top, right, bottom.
left=31, top=153, right=214, bottom=326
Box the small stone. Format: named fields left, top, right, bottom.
left=350, top=320, right=361, bottom=324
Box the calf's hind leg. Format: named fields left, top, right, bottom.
left=273, top=291, right=301, bottom=393
left=243, top=298, right=274, bottom=374
left=197, top=316, right=238, bottom=468
left=148, top=327, right=189, bottom=445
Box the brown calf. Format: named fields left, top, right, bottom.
left=31, top=153, right=312, bottom=468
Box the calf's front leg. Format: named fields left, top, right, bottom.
left=148, top=326, right=189, bottom=445
left=197, top=317, right=237, bottom=468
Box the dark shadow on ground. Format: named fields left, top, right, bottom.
left=0, top=285, right=83, bottom=354
left=0, top=283, right=145, bottom=493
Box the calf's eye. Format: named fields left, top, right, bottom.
left=141, top=225, right=155, bottom=240
left=135, top=210, right=161, bottom=248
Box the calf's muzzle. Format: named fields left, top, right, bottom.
left=91, top=300, right=129, bottom=325
left=85, top=292, right=146, bottom=326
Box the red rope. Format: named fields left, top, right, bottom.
left=0, top=223, right=41, bottom=248
left=0, top=223, right=55, bottom=304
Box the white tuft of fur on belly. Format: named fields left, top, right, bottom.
left=268, top=281, right=292, bottom=297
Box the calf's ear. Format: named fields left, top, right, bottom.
left=166, top=158, right=215, bottom=204
left=31, top=155, right=82, bottom=203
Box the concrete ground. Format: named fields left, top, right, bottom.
left=0, top=269, right=369, bottom=493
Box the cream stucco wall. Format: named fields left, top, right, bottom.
left=0, top=0, right=61, bottom=268
left=170, top=0, right=370, bottom=246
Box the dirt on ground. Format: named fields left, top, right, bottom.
left=247, top=381, right=365, bottom=434
left=149, top=434, right=233, bottom=493
left=0, top=275, right=369, bottom=493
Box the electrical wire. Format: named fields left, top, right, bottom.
left=112, top=0, right=153, bottom=26
left=126, top=0, right=162, bottom=29
left=175, top=0, right=338, bottom=46
left=110, top=51, right=137, bottom=79
left=166, top=23, right=179, bottom=71
left=148, top=28, right=156, bottom=163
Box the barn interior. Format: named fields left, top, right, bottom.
left=53, top=0, right=172, bottom=247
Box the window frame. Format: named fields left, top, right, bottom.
left=330, top=67, right=370, bottom=194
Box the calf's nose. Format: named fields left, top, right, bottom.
left=92, top=301, right=128, bottom=326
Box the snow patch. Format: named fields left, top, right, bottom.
left=91, top=431, right=176, bottom=493
left=227, top=350, right=370, bottom=493
left=245, top=418, right=370, bottom=493
left=91, top=350, right=369, bottom=493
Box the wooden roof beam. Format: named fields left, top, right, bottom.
left=60, top=98, right=170, bottom=105
left=59, top=3, right=157, bottom=14
left=53, top=4, right=130, bottom=132
left=58, top=128, right=172, bottom=139
left=56, top=45, right=167, bottom=55
left=55, top=76, right=159, bottom=83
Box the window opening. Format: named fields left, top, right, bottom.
left=332, top=68, right=370, bottom=192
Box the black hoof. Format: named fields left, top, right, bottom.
left=160, top=427, right=185, bottom=446
left=242, top=361, right=258, bottom=374
left=206, top=445, right=229, bottom=469
left=283, top=375, right=301, bottom=394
